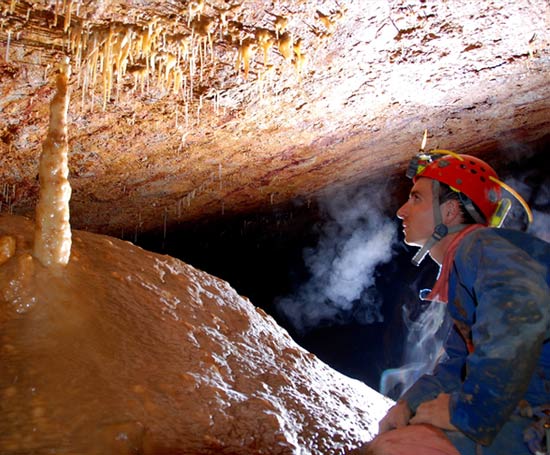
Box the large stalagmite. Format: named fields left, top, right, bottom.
left=33, top=56, right=72, bottom=267
left=0, top=214, right=392, bottom=454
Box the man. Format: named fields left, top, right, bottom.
left=367, top=150, right=550, bottom=454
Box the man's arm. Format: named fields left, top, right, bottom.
left=409, top=392, right=457, bottom=430
left=378, top=399, right=412, bottom=433
left=399, top=325, right=467, bottom=412
left=378, top=325, right=467, bottom=434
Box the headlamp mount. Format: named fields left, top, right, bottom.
left=406, top=152, right=445, bottom=180
left=405, top=155, right=421, bottom=179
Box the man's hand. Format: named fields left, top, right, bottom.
left=378, top=400, right=412, bottom=434
left=410, top=393, right=458, bottom=431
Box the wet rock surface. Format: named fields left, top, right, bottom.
left=0, top=214, right=392, bottom=454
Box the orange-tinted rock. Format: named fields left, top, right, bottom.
left=0, top=214, right=392, bottom=454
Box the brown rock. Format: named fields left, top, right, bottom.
left=0, top=214, right=392, bottom=454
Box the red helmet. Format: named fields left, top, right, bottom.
left=404, top=148, right=532, bottom=266
left=412, top=151, right=501, bottom=224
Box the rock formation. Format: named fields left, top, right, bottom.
left=1, top=0, right=549, bottom=235
left=0, top=214, right=392, bottom=454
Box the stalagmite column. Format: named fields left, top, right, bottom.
left=33, top=57, right=72, bottom=267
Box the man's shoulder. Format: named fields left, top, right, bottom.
left=456, top=226, right=502, bottom=248
left=458, top=226, right=550, bottom=263
left=462, top=226, right=547, bottom=244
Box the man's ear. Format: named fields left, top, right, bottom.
left=441, top=199, right=462, bottom=225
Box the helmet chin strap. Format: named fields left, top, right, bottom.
left=411, top=180, right=467, bottom=266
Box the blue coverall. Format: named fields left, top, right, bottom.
left=401, top=228, right=550, bottom=454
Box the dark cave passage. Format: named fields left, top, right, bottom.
left=136, top=188, right=440, bottom=394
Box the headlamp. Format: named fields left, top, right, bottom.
left=405, top=155, right=421, bottom=179
left=405, top=152, right=442, bottom=180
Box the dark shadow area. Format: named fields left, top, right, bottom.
left=136, top=193, right=439, bottom=393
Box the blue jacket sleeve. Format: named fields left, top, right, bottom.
left=448, top=231, right=550, bottom=445
left=401, top=325, right=467, bottom=412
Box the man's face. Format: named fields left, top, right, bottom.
left=396, top=178, right=436, bottom=247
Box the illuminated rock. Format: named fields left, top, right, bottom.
left=0, top=214, right=392, bottom=454
left=1, top=1, right=548, bottom=235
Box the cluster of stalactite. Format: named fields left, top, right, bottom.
left=1, top=0, right=347, bottom=113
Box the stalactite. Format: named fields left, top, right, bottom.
left=63, top=0, right=73, bottom=33
left=278, top=31, right=293, bottom=61
left=102, top=25, right=114, bottom=110
left=52, top=0, right=316, bottom=114
left=70, top=23, right=84, bottom=73
left=255, top=28, right=275, bottom=67
left=236, top=37, right=257, bottom=80
left=293, top=52, right=307, bottom=81
left=4, top=29, right=11, bottom=62
left=188, top=0, right=205, bottom=26
left=173, top=67, right=183, bottom=94
left=53, top=0, right=61, bottom=28
left=114, top=27, right=132, bottom=87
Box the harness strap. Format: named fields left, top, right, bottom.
left=412, top=180, right=468, bottom=266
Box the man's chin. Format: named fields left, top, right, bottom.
left=403, top=237, right=424, bottom=248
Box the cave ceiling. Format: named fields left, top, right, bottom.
left=1, top=0, right=549, bottom=237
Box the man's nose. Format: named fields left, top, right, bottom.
left=396, top=202, right=407, bottom=220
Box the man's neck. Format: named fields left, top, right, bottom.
left=428, top=232, right=460, bottom=266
